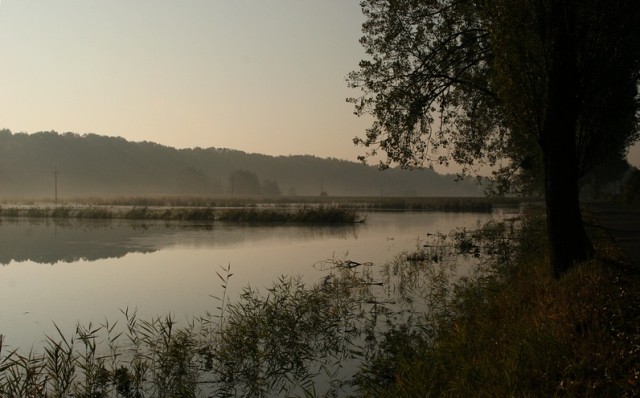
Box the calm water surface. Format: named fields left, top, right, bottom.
left=0, top=210, right=509, bottom=351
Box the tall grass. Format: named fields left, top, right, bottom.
left=355, top=212, right=640, bottom=397
left=217, top=206, right=360, bottom=223
left=0, top=205, right=358, bottom=223
left=3, top=195, right=519, bottom=208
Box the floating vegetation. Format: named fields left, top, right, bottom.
left=0, top=204, right=360, bottom=223
left=217, top=206, right=360, bottom=224
left=0, top=205, right=218, bottom=222
left=1, top=195, right=525, bottom=214
left=0, top=194, right=522, bottom=223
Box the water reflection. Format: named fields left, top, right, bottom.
left=0, top=211, right=503, bottom=353
left=0, top=219, right=359, bottom=265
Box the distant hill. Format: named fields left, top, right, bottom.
left=0, top=130, right=484, bottom=198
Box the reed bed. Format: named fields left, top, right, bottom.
left=0, top=268, right=364, bottom=397
left=1, top=195, right=525, bottom=212
left=0, top=196, right=526, bottom=224
left=0, top=205, right=360, bottom=224
left=356, top=212, right=640, bottom=397
left=216, top=206, right=360, bottom=223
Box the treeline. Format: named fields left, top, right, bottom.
left=0, top=130, right=484, bottom=198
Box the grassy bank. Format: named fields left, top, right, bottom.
left=357, top=211, right=640, bottom=397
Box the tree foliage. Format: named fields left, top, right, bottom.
left=228, top=169, right=261, bottom=196
left=0, top=129, right=482, bottom=198
left=349, top=0, right=640, bottom=193
left=349, top=0, right=640, bottom=275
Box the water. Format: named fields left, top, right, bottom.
left=0, top=210, right=508, bottom=352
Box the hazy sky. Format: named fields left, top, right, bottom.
left=0, top=1, right=372, bottom=160
left=1, top=0, right=639, bottom=168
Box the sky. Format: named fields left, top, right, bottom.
left=0, top=0, right=372, bottom=161
left=0, top=0, right=639, bottom=169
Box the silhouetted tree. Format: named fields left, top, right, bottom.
left=349, top=0, right=640, bottom=276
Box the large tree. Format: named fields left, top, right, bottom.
left=348, top=0, right=640, bottom=277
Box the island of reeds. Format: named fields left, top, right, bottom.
left=0, top=196, right=522, bottom=223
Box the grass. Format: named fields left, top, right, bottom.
left=0, top=205, right=357, bottom=223
left=355, top=210, right=640, bottom=397
left=216, top=206, right=361, bottom=223
left=0, top=195, right=525, bottom=223
left=0, top=311, right=201, bottom=398
left=0, top=272, right=363, bottom=397
left=2, top=195, right=524, bottom=210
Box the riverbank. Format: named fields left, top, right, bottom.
left=357, top=205, right=640, bottom=397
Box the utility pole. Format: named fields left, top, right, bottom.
left=53, top=166, right=59, bottom=206
left=319, top=178, right=328, bottom=197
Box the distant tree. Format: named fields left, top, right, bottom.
left=261, top=180, right=281, bottom=196
left=348, top=0, right=640, bottom=276
left=175, top=167, right=210, bottom=195
left=229, top=170, right=261, bottom=196
left=210, top=177, right=224, bottom=195
left=0, top=129, right=489, bottom=198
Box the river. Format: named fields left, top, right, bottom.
left=0, top=209, right=512, bottom=353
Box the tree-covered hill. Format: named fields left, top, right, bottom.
left=0, top=130, right=483, bottom=198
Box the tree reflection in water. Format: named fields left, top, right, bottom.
left=0, top=218, right=522, bottom=397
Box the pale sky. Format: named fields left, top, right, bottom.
left=0, top=0, right=372, bottom=161
left=0, top=0, right=639, bottom=168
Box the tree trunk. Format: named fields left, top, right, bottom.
left=540, top=1, right=594, bottom=278
left=543, top=129, right=594, bottom=277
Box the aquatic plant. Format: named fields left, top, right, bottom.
left=217, top=206, right=360, bottom=224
